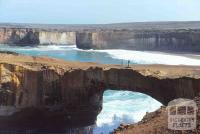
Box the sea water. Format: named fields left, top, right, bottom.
left=0, top=44, right=200, bottom=134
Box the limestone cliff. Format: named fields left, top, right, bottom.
left=0, top=28, right=76, bottom=45
left=0, top=52, right=200, bottom=127
left=1, top=22, right=200, bottom=52
left=76, top=30, right=200, bottom=52
left=0, top=28, right=39, bottom=45
left=39, top=31, right=76, bottom=45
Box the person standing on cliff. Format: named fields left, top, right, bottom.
left=128, top=60, right=130, bottom=68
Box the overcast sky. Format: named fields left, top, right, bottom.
left=0, top=0, right=200, bottom=24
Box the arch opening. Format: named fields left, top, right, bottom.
left=93, top=89, right=163, bottom=134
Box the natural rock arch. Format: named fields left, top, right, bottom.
left=0, top=53, right=199, bottom=127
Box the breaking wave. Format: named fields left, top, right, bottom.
left=0, top=44, right=199, bottom=134
left=93, top=90, right=162, bottom=134
left=1, top=44, right=200, bottom=65
left=78, top=49, right=200, bottom=65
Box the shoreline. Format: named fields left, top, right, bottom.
left=0, top=52, right=199, bottom=134
left=144, top=50, right=200, bottom=60
left=0, top=43, right=200, bottom=61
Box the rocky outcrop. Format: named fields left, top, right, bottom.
left=1, top=22, right=200, bottom=52
left=113, top=96, right=200, bottom=134
left=0, top=52, right=200, bottom=127
left=0, top=28, right=76, bottom=45
left=76, top=30, right=200, bottom=52
left=0, top=28, right=39, bottom=45
left=39, top=31, right=76, bottom=45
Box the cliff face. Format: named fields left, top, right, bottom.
left=76, top=31, right=200, bottom=52
left=0, top=22, right=200, bottom=52
left=1, top=22, right=200, bottom=52
left=0, top=52, right=200, bottom=127
left=0, top=28, right=76, bottom=45
left=0, top=28, right=39, bottom=45
left=39, top=31, right=76, bottom=45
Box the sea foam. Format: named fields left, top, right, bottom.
left=0, top=44, right=198, bottom=134
left=78, top=49, right=200, bottom=65
left=94, top=90, right=162, bottom=134
left=1, top=44, right=200, bottom=65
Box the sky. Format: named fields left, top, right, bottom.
left=0, top=0, right=200, bottom=24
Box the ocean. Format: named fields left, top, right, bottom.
left=0, top=44, right=200, bottom=134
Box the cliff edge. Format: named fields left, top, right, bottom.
left=0, top=52, right=200, bottom=128
left=1, top=21, right=200, bottom=52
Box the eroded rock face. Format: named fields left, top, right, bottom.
left=0, top=28, right=39, bottom=45
left=39, top=31, right=76, bottom=45
left=0, top=53, right=200, bottom=127
left=1, top=22, right=200, bottom=52
left=0, top=28, right=76, bottom=45
left=0, top=63, right=105, bottom=127
left=76, top=31, right=200, bottom=52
